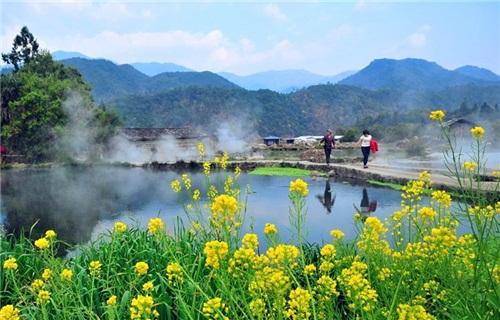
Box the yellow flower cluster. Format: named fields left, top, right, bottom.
left=166, top=262, right=184, bottom=283
left=135, top=261, right=149, bottom=276
left=303, top=264, right=316, bottom=275
left=114, top=221, right=127, bottom=233
left=171, top=179, right=181, bottom=193
left=203, top=161, right=211, bottom=176
left=286, top=287, right=313, bottom=320
left=377, top=267, right=392, bottom=281
left=42, top=268, right=52, bottom=281
left=37, top=289, right=51, bottom=304
left=357, top=217, right=391, bottom=255
left=235, top=166, right=241, bottom=178
left=248, top=298, right=266, bottom=318
left=45, top=230, right=57, bottom=239
left=210, top=194, right=239, bottom=230
left=197, top=142, right=205, bottom=158
left=142, top=281, right=154, bottom=292
left=3, top=257, right=18, bottom=270
left=202, top=297, right=229, bottom=320
left=421, top=227, right=457, bottom=259
left=429, top=110, right=446, bottom=121
left=418, top=207, right=437, bottom=220
left=418, top=171, right=432, bottom=187
left=60, top=268, right=73, bottom=280
left=468, top=204, right=498, bottom=219
left=193, top=189, right=201, bottom=201
left=249, top=266, right=291, bottom=301
left=316, top=275, right=339, bottom=299
left=204, top=240, right=229, bottom=269
left=220, top=152, right=229, bottom=170
left=289, top=178, right=309, bottom=197
left=147, top=217, right=164, bottom=235
left=31, top=279, right=44, bottom=291
left=181, top=173, right=192, bottom=190
left=130, top=295, right=159, bottom=320
left=34, top=237, right=50, bottom=250
left=397, top=303, right=435, bottom=320
left=431, top=190, right=452, bottom=208
left=338, top=261, right=378, bottom=312
left=89, top=260, right=102, bottom=276
left=242, top=233, right=259, bottom=250
left=228, top=247, right=256, bottom=275
left=463, top=161, right=478, bottom=171
left=330, top=229, right=345, bottom=239
left=402, top=180, right=426, bottom=201
left=0, top=305, right=20, bottom=320
left=264, top=223, right=278, bottom=235
left=107, top=295, right=117, bottom=306
left=266, top=244, right=300, bottom=268
left=470, top=126, right=485, bottom=138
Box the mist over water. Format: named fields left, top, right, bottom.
left=1, top=167, right=409, bottom=247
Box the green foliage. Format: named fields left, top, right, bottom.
left=1, top=34, right=120, bottom=162
left=249, top=167, right=311, bottom=177
left=1, top=26, right=39, bottom=71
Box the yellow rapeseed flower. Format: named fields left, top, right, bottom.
left=193, top=189, right=201, bottom=201
left=418, top=207, right=437, bottom=219
left=202, top=297, right=229, bottom=320
left=463, top=161, right=478, bottom=171
left=203, top=161, right=211, bottom=176
left=114, top=221, right=127, bottom=233
left=135, top=261, right=149, bottom=276
left=197, top=142, right=205, bottom=158
left=304, top=264, right=317, bottom=275
left=397, top=303, right=435, bottom=320
left=34, top=237, right=50, bottom=250
left=181, top=173, right=192, bottom=190
left=171, top=179, right=181, bottom=193
left=330, top=229, right=345, bottom=239
left=289, top=178, right=309, bottom=197
left=166, top=262, right=184, bottom=283
left=31, top=279, right=44, bottom=291
left=42, top=268, right=52, bottom=281
left=147, top=217, right=165, bottom=235
left=142, top=281, right=154, bottom=292
left=429, top=110, right=446, bottom=121
left=3, top=257, right=18, bottom=270
left=45, top=229, right=57, bottom=239
left=37, top=290, right=51, bottom=304
left=0, top=305, right=20, bottom=320
left=107, top=295, right=117, bottom=306
left=242, top=233, right=259, bottom=251
left=60, top=268, right=73, bottom=280
left=320, top=244, right=336, bottom=259
left=235, top=166, right=241, bottom=178
left=286, top=287, right=313, bottom=320
left=431, top=190, right=452, bottom=208
left=470, top=126, right=485, bottom=138
left=264, top=223, right=278, bottom=235
left=89, top=260, right=102, bottom=275
left=130, top=295, right=157, bottom=319
left=204, top=240, right=229, bottom=269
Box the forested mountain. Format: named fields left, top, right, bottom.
left=219, top=69, right=355, bottom=92
left=454, top=65, right=500, bottom=82
left=339, top=58, right=500, bottom=91
left=60, top=58, right=238, bottom=102
left=109, top=83, right=500, bottom=136
left=131, top=62, right=192, bottom=75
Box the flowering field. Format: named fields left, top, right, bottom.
left=1, top=114, right=499, bottom=320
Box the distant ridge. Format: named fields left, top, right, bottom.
left=60, top=58, right=238, bottom=102
left=219, top=69, right=356, bottom=92
left=131, top=62, right=192, bottom=76
left=454, top=65, right=500, bottom=82
left=52, top=50, right=90, bottom=60
left=339, top=58, right=500, bottom=91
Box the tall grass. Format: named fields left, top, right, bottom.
left=1, top=117, right=499, bottom=319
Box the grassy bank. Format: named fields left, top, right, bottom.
left=249, top=166, right=311, bottom=177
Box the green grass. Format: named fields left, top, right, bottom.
left=249, top=166, right=311, bottom=177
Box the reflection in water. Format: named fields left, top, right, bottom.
left=316, top=179, right=335, bottom=214
left=1, top=167, right=407, bottom=246
left=358, top=188, right=378, bottom=220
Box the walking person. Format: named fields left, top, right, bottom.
left=356, top=129, right=372, bottom=168
left=320, top=129, right=335, bottom=165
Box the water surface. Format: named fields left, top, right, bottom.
left=1, top=166, right=411, bottom=246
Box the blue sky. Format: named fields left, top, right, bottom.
left=1, top=1, right=499, bottom=75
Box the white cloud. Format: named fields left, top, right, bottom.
left=39, top=29, right=302, bottom=74
left=407, top=25, right=431, bottom=48
left=263, top=4, right=288, bottom=22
